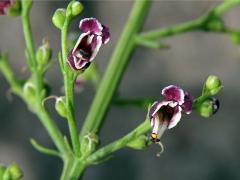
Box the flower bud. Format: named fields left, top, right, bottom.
left=203, top=75, right=222, bottom=96
left=23, top=82, right=36, bottom=101
left=55, top=97, right=67, bottom=118
left=3, top=163, right=23, bottom=180
left=127, top=135, right=149, bottom=150
left=230, top=31, right=240, bottom=45
left=197, top=97, right=220, bottom=118
left=81, top=133, right=99, bottom=156
left=71, top=1, right=83, bottom=16
left=0, top=164, right=6, bottom=178
left=36, top=39, right=52, bottom=67
left=204, top=15, right=225, bottom=32
left=52, top=8, right=66, bottom=29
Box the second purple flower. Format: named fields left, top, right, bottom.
left=67, top=17, right=110, bottom=71
left=149, top=85, right=193, bottom=142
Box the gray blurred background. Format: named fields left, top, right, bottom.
left=1, top=1, right=240, bottom=180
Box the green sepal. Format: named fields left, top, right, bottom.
left=127, top=135, right=149, bottom=150
left=7, top=0, right=21, bottom=17
left=36, top=39, right=52, bottom=69
left=81, top=132, right=99, bottom=157
left=195, top=98, right=216, bottom=118
left=23, top=81, right=37, bottom=102
left=55, top=97, right=68, bottom=118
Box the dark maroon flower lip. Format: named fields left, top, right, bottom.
left=149, top=85, right=193, bottom=142
left=0, top=0, right=12, bottom=15
left=67, top=18, right=110, bottom=71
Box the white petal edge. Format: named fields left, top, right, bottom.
left=161, top=85, right=185, bottom=105
left=79, top=17, right=103, bottom=35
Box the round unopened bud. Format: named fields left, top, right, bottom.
left=23, top=82, right=36, bottom=101
left=55, top=97, right=68, bottom=118
left=3, top=163, right=23, bottom=180
left=36, top=39, right=51, bottom=67
left=197, top=97, right=220, bottom=118
left=71, top=1, right=83, bottom=16
left=204, top=15, right=225, bottom=32
left=127, top=135, right=149, bottom=150
left=0, top=164, right=6, bottom=179
left=230, top=31, right=240, bottom=45
left=204, top=75, right=222, bottom=96
left=52, top=8, right=66, bottom=29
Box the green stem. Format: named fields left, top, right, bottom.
left=61, top=17, right=81, bottom=156
left=60, top=157, right=86, bottom=180
left=80, top=0, right=151, bottom=141
left=113, top=97, right=154, bottom=109
left=64, top=74, right=81, bottom=156
left=21, top=3, right=36, bottom=69
left=87, top=119, right=150, bottom=164
left=139, top=17, right=205, bottom=40
left=21, top=1, right=44, bottom=94
left=69, top=159, right=86, bottom=179
left=60, top=157, right=74, bottom=180
left=0, top=55, right=22, bottom=96
left=35, top=106, right=68, bottom=154
left=213, top=0, right=240, bottom=16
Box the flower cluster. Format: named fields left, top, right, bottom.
left=149, top=85, right=193, bottom=142
left=67, top=18, right=110, bottom=71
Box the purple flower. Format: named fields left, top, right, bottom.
left=149, top=85, right=193, bottom=142
left=0, top=0, right=12, bottom=15
left=67, top=18, right=110, bottom=71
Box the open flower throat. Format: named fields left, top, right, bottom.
left=149, top=85, right=193, bottom=142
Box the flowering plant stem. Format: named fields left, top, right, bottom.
left=61, top=14, right=81, bottom=157
left=21, top=1, right=68, bottom=155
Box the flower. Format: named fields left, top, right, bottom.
left=149, top=85, right=193, bottom=142
left=67, top=17, right=110, bottom=71
left=0, top=0, right=12, bottom=15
